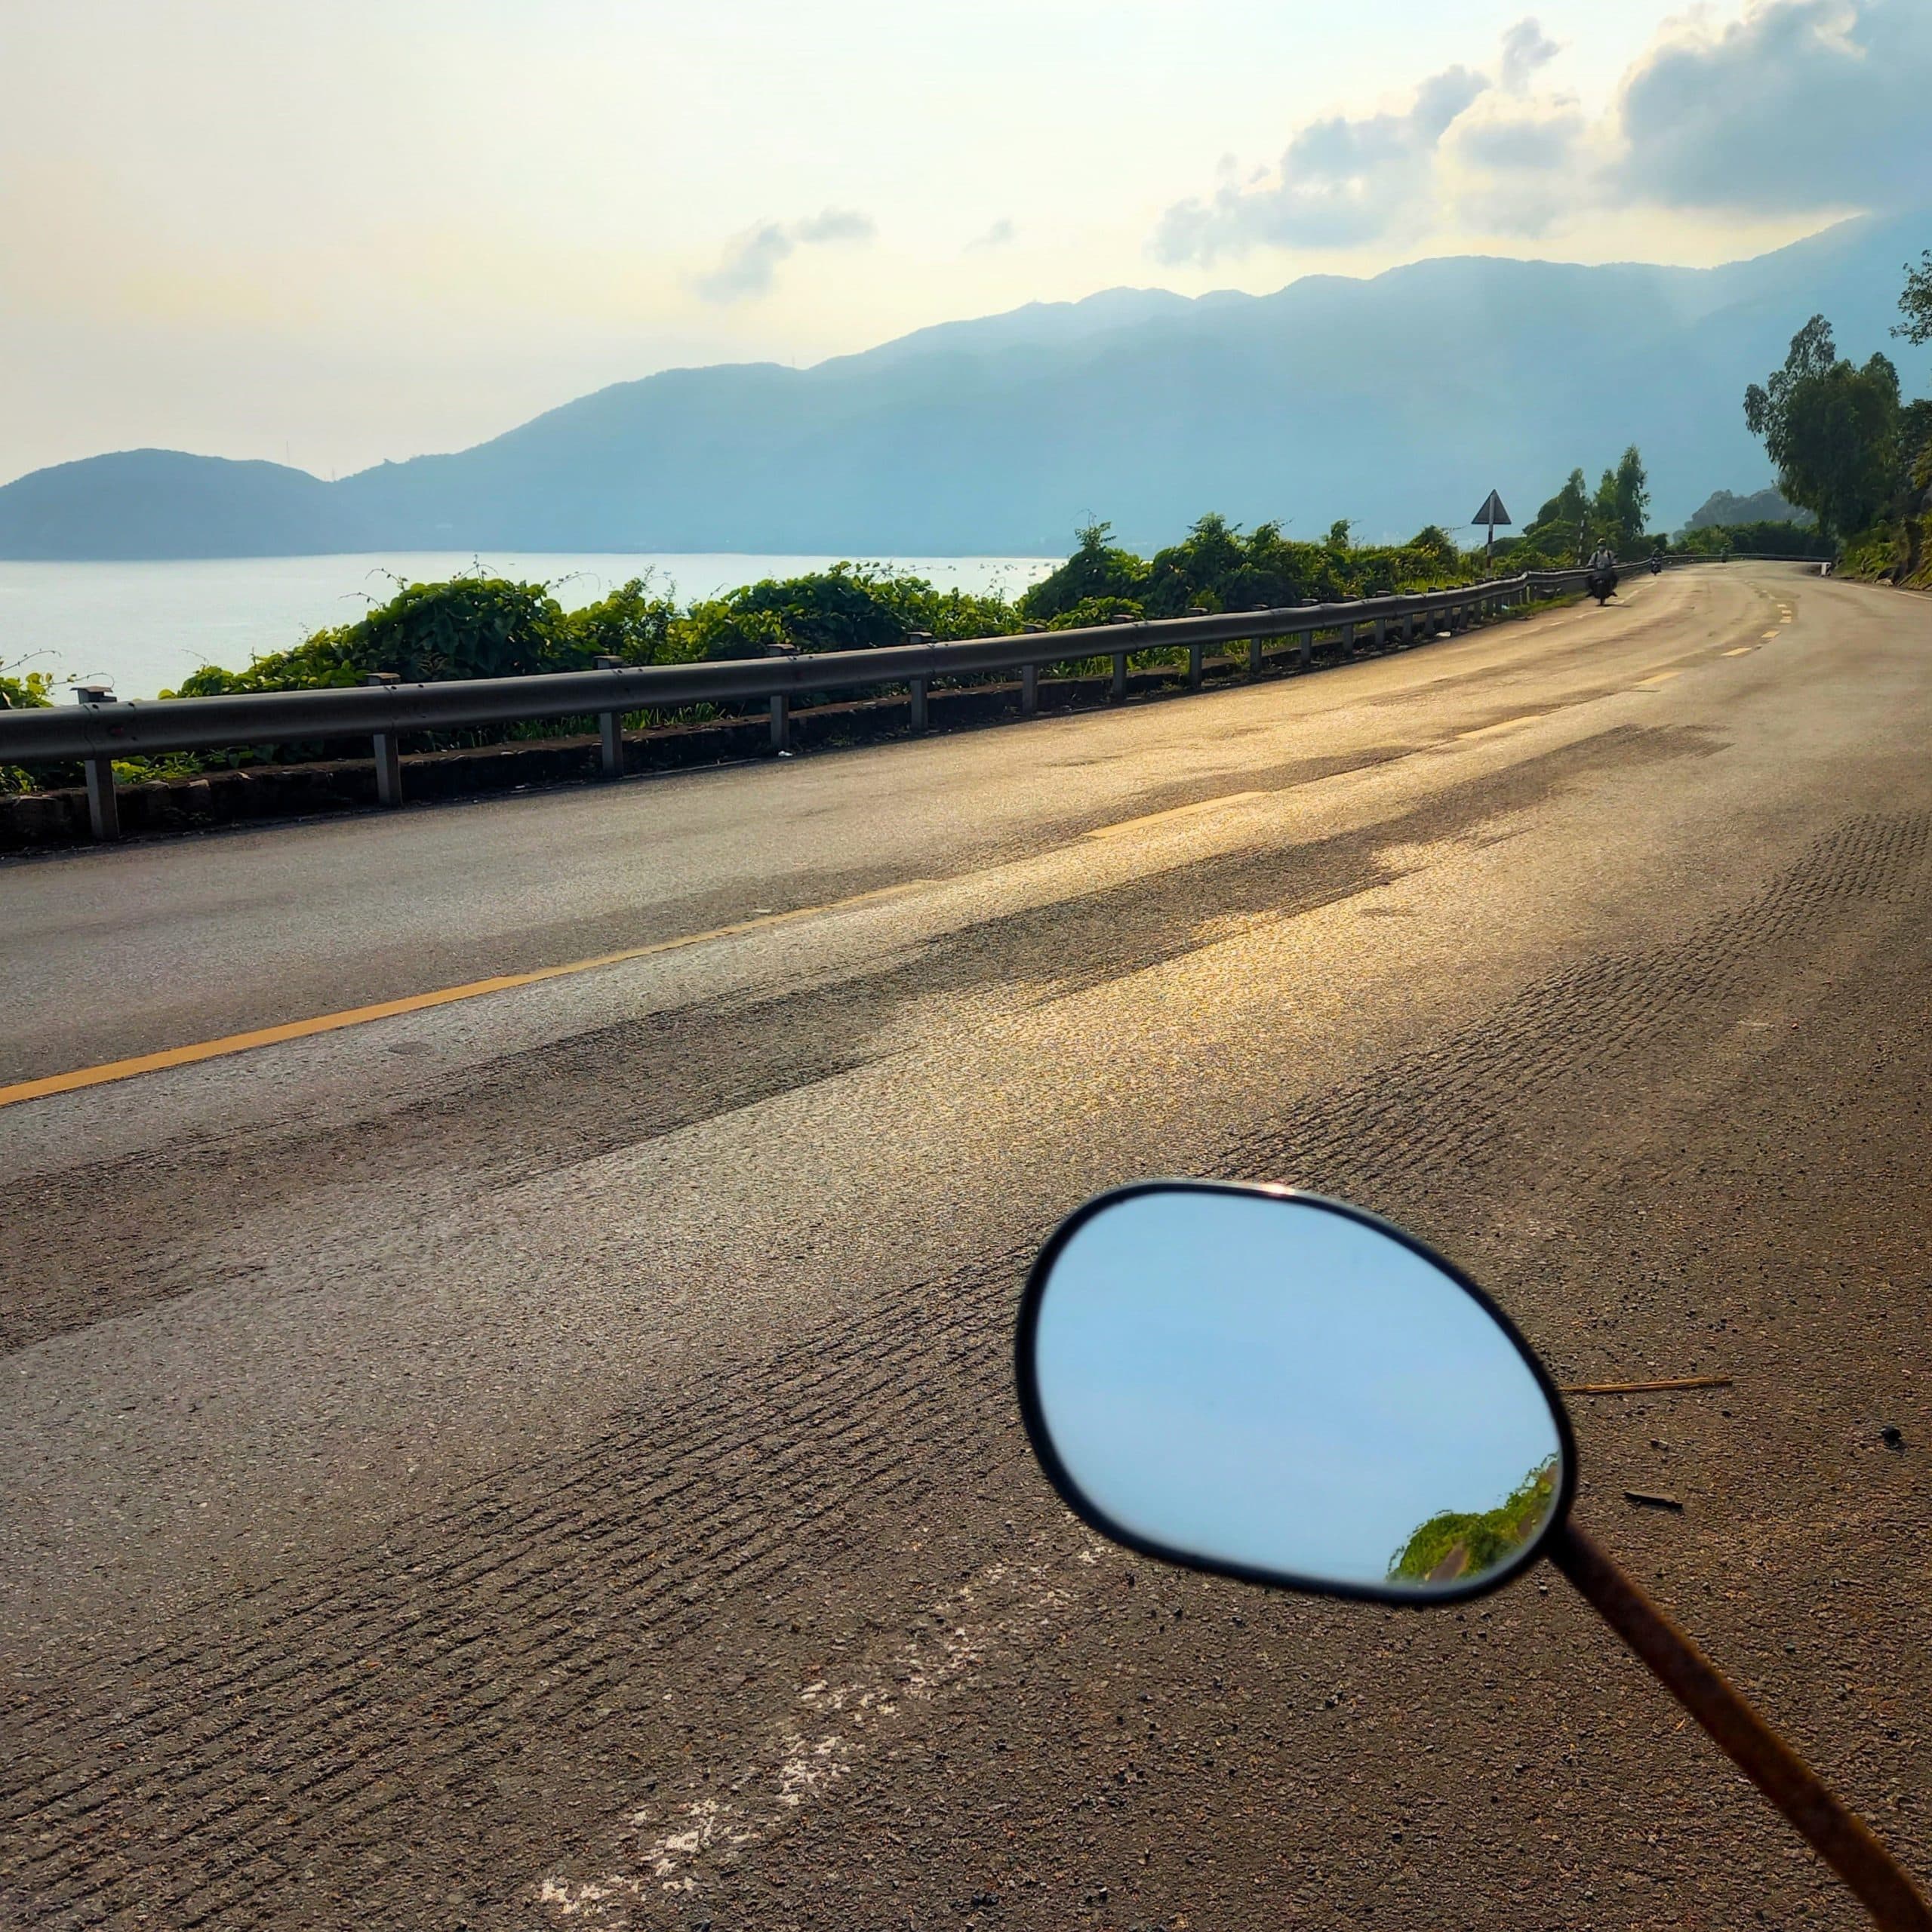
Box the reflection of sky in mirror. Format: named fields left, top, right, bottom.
left=1033, top=1191, right=1561, bottom=1589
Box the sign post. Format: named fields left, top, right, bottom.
left=1472, top=489, right=1512, bottom=562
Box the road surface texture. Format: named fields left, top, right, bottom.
left=2, top=563, right=1929, bottom=1930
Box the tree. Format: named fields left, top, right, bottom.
left=1744, top=317, right=1901, bottom=539
left=1139, top=512, right=1261, bottom=615
left=1524, top=468, right=1593, bottom=560
left=1896, top=251, right=1932, bottom=347
left=1017, top=521, right=1146, bottom=622
left=1595, top=446, right=1650, bottom=553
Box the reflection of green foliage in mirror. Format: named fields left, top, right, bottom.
left=1386, top=1457, right=1558, bottom=1587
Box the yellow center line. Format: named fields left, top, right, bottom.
left=1761, top=629, right=1783, bottom=640
left=1631, top=671, right=1682, bottom=689
left=0, top=880, right=936, bottom=1112
left=1721, top=646, right=1756, bottom=657
left=1084, top=790, right=1267, bottom=840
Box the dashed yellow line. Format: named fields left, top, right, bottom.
left=1721, top=646, right=1756, bottom=657
left=1631, top=671, right=1682, bottom=689
left=1762, top=629, right=1783, bottom=640
left=0, top=881, right=934, bottom=1111
left=1084, top=790, right=1266, bottom=840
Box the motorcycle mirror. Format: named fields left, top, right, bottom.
left=1017, top=1182, right=1932, bottom=1927
left=1016, top=1182, right=1574, bottom=1603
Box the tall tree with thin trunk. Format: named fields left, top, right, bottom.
left=1745, top=317, right=1900, bottom=540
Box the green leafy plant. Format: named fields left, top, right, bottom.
left=1388, top=1458, right=1558, bottom=1586
left=3, top=475, right=1671, bottom=797
left=1897, top=250, right=1932, bottom=349
left=1, top=662, right=60, bottom=793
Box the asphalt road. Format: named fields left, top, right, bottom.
left=2, top=563, right=1929, bottom=1931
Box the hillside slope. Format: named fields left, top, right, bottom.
left=2, top=212, right=1925, bottom=559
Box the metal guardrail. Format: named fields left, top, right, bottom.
left=0, top=561, right=1660, bottom=840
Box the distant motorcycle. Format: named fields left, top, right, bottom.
left=1650, top=555, right=1664, bottom=576
left=1017, top=1182, right=1932, bottom=1930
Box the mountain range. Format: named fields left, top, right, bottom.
left=2, top=211, right=1927, bottom=561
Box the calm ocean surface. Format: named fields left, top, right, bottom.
left=0, top=552, right=1059, bottom=700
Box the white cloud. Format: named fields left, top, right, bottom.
left=1612, top=0, right=1932, bottom=214
left=1152, top=0, right=1932, bottom=267
left=966, top=217, right=1017, bottom=251
left=1151, top=64, right=1488, bottom=262
left=694, top=208, right=876, bottom=305
left=1498, top=17, right=1561, bottom=91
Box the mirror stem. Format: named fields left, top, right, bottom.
left=1549, top=1521, right=1931, bottom=1930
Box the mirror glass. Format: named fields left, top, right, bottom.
left=1025, top=1186, right=1565, bottom=1598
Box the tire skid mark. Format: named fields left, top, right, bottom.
left=2, top=814, right=1926, bottom=1930
left=0, top=721, right=1721, bottom=1355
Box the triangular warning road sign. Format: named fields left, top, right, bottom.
left=1472, top=489, right=1512, bottom=528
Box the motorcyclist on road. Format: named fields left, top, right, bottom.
left=1589, top=542, right=1617, bottom=575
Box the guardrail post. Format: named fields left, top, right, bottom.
left=904, top=632, right=934, bottom=731
left=1111, top=651, right=1128, bottom=701
left=592, top=656, right=625, bottom=779
left=1297, top=629, right=1312, bottom=667
left=770, top=694, right=789, bottom=752
left=1021, top=662, right=1039, bottom=715
left=70, top=686, right=122, bottom=841
left=84, top=756, right=120, bottom=841
left=1340, top=620, right=1356, bottom=656
left=1372, top=617, right=1388, bottom=651
left=1247, top=636, right=1263, bottom=677
left=1188, top=641, right=1204, bottom=690
left=365, top=672, right=403, bottom=807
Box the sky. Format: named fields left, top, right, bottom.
left=1032, top=1189, right=1560, bottom=1588
left=2, top=0, right=1927, bottom=485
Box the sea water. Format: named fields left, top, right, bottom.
left=0, top=552, right=1059, bottom=700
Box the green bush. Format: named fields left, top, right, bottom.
left=1388, top=1459, right=1558, bottom=1586
left=4, top=475, right=1662, bottom=792
left=1839, top=521, right=1909, bottom=581
left=2, top=663, right=60, bottom=794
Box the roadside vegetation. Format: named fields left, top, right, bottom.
left=14, top=334, right=1918, bottom=801
left=1738, top=250, right=1932, bottom=588
left=0, top=488, right=1604, bottom=794
left=1388, top=1458, right=1558, bottom=1586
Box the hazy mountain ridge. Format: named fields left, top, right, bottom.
left=3, top=213, right=1925, bottom=560
left=1684, top=485, right=1811, bottom=530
